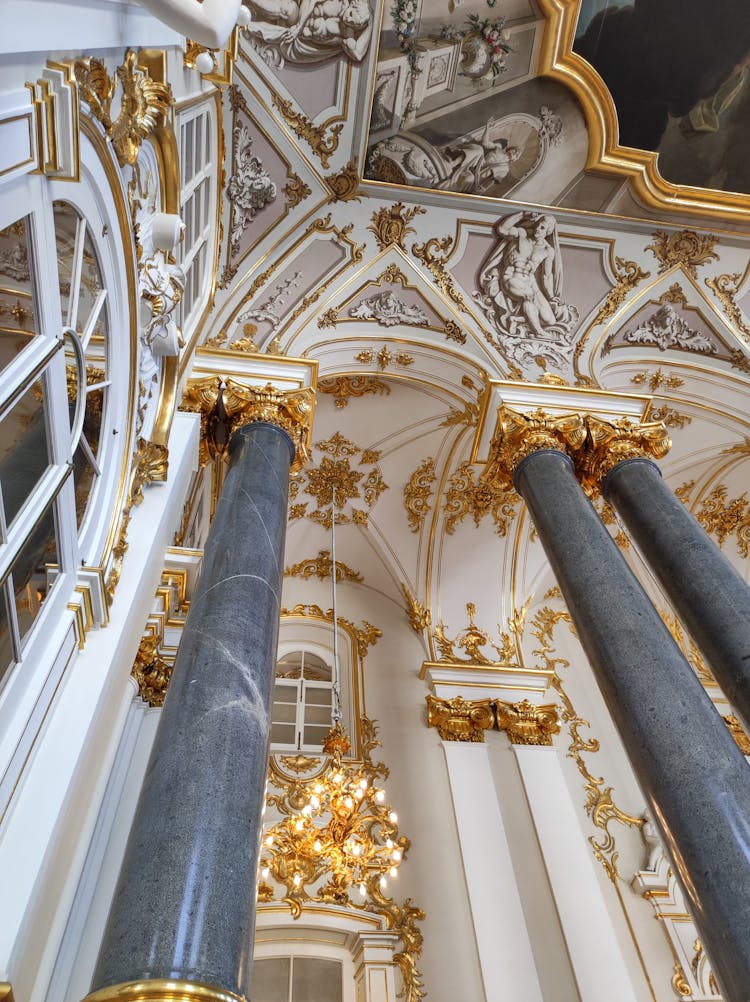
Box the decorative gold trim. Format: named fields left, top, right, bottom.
left=494, top=699, right=560, bottom=746
left=537, top=0, right=750, bottom=222
left=723, top=714, right=750, bottom=755
left=285, top=549, right=363, bottom=584
left=646, top=230, right=719, bottom=278
left=0, top=984, right=14, bottom=1002
left=83, top=980, right=244, bottom=1002
left=184, top=25, right=240, bottom=87
left=318, top=374, right=390, bottom=409
left=433, top=601, right=525, bottom=667
left=705, top=273, right=750, bottom=372
left=404, top=457, right=435, bottom=533
left=411, top=235, right=469, bottom=314
left=444, top=459, right=520, bottom=538
left=368, top=202, right=425, bottom=251
left=593, top=257, right=650, bottom=326
left=132, top=635, right=174, bottom=707
left=271, top=93, right=343, bottom=170
left=671, top=963, right=692, bottom=997
left=426, top=694, right=494, bottom=742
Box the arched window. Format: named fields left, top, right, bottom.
left=271, top=650, right=334, bottom=752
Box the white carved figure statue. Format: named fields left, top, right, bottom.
left=475, top=210, right=579, bottom=371
left=137, top=0, right=247, bottom=49
left=247, top=0, right=372, bottom=64
left=138, top=212, right=186, bottom=358
left=349, top=290, right=429, bottom=327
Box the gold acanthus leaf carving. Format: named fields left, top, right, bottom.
left=355, top=346, right=414, bottom=370
left=179, top=378, right=314, bottom=472
left=285, top=549, right=363, bottom=584
left=368, top=202, right=425, bottom=251
left=650, top=405, right=691, bottom=429
left=132, top=635, right=173, bottom=707
left=723, top=714, right=750, bottom=755
left=482, top=406, right=587, bottom=493
left=646, top=229, right=719, bottom=278
left=443, top=459, right=519, bottom=537
left=316, top=308, right=339, bottom=328
left=426, top=694, right=494, bottom=742
left=411, top=235, right=469, bottom=313
left=594, top=256, right=651, bottom=325
left=494, top=699, right=561, bottom=746
left=130, top=439, right=169, bottom=504
left=404, top=457, right=436, bottom=533
left=696, top=484, right=750, bottom=557
left=671, top=962, right=692, bottom=997
left=281, top=603, right=382, bottom=658
left=73, top=50, right=173, bottom=167
left=401, top=583, right=431, bottom=633
left=659, top=283, right=688, bottom=306
left=433, top=601, right=516, bottom=666
left=325, top=159, right=361, bottom=202
left=440, top=402, right=479, bottom=428
left=631, top=369, right=684, bottom=392
left=271, top=94, right=343, bottom=169
left=318, top=374, right=391, bottom=408
left=443, top=320, right=466, bottom=343
left=576, top=415, right=671, bottom=496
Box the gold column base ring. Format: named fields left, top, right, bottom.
left=83, top=980, right=246, bottom=1002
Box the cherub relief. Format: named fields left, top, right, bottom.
left=247, top=0, right=372, bottom=64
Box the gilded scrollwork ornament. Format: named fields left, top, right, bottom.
left=646, top=228, right=719, bottom=278
left=401, top=584, right=431, bottom=634
left=404, top=457, right=436, bottom=533
left=593, top=256, right=650, bottom=325
left=425, top=694, right=494, bottom=742
left=132, top=635, right=173, bottom=707
left=368, top=202, right=425, bottom=251
left=433, top=601, right=517, bottom=666
left=285, top=549, right=363, bottom=583
left=318, top=374, right=391, bottom=409
left=271, top=94, right=343, bottom=169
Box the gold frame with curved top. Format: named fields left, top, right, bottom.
left=537, top=0, right=750, bottom=223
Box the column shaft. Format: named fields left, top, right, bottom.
left=514, top=448, right=750, bottom=1002
left=605, top=456, right=750, bottom=732
left=89, top=421, right=294, bottom=1001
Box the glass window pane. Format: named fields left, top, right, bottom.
left=252, top=957, right=290, bottom=1002
left=304, top=705, right=331, bottom=727
left=270, top=722, right=296, bottom=746
left=292, top=958, right=342, bottom=1002
left=0, top=586, right=14, bottom=688
left=53, top=201, right=78, bottom=328
left=76, top=226, right=103, bottom=336
left=11, top=497, right=58, bottom=649
left=277, top=653, right=303, bottom=678
left=304, top=687, right=332, bottom=707
left=0, top=216, right=37, bottom=353
left=0, top=377, right=51, bottom=526
left=273, top=702, right=297, bottom=724
left=303, top=725, right=330, bottom=748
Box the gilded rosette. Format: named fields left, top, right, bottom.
left=482, top=406, right=586, bottom=491
left=578, top=416, right=671, bottom=495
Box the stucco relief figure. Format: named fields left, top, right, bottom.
left=138, top=213, right=186, bottom=359
left=247, top=0, right=372, bottom=65
left=621, top=304, right=717, bottom=354
left=474, top=211, right=579, bottom=371
left=227, top=123, right=277, bottom=259
left=349, top=290, right=429, bottom=326
left=137, top=0, right=246, bottom=49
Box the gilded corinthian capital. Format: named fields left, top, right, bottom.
left=494, top=698, right=560, bottom=746
left=180, top=377, right=314, bottom=471
left=576, top=416, right=671, bottom=495
left=426, top=694, right=494, bottom=742
left=482, top=406, right=587, bottom=491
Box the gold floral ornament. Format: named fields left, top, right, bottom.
left=368, top=202, right=425, bottom=251
left=73, top=50, right=172, bottom=167
left=404, top=457, right=436, bottom=533
left=575, top=415, right=671, bottom=496
left=425, top=694, right=494, bottom=742
left=494, top=699, right=560, bottom=746
left=481, top=406, right=587, bottom=493
left=285, top=549, right=363, bottom=584
left=646, top=229, right=718, bottom=278
left=443, top=459, right=519, bottom=537
left=132, top=635, right=173, bottom=707
left=696, top=484, right=750, bottom=557
left=259, top=720, right=425, bottom=1001
left=179, top=378, right=314, bottom=472
left=433, top=601, right=518, bottom=666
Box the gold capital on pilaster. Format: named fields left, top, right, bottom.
left=482, top=406, right=587, bottom=491
left=576, top=415, right=671, bottom=495
left=494, top=699, right=560, bottom=746
left=425, top=694, right=494, bottom=742
left=180, top=377, right=315, bottom=472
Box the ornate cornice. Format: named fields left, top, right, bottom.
left=425, top=694, right=494, bottom=742
left=494, top=699, right=560, bottom=746
left=179, top=378, right=314, bottom=472
left=482, top=406, right=587, bottom=491
left=578, top=415, right=671, bottom=495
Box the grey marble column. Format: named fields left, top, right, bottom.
left=604, top=455, right=750, bottom=733
left=89, top=421, right=294, bottom=1002
left=514, top=448, right=750, bottom=1002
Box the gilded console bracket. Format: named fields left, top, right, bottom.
left=83, top=981, right=244, bottom=1002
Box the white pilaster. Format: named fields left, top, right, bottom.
left=352, top=933, right=400, bottom=1002
left=442, top=741, right=544, bottom=1002
left=514, top=745, right=641, bottom=1002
